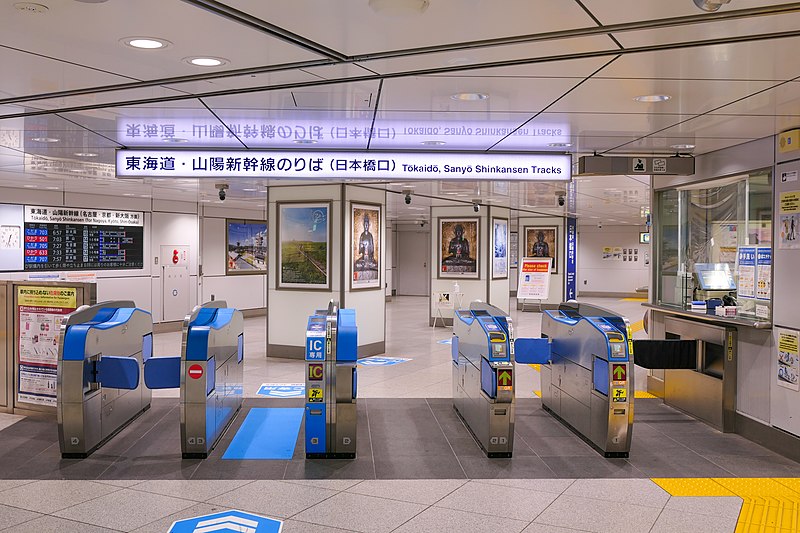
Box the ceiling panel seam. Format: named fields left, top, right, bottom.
left=601, top=73, right=800, bottom=154
left=484, top=55, right=621, bottom=151
left=366, top=79, right=384, bottom=151
left=0, top=43, right=142, bottom=83
left=5, top=29, right=800, bottom=121
left=53, top=113, right=126, bottom=149
left=3, top=3, right=799, bottom=108
left=572, top=0, right=625, bottom=50
left=197, top=98, right=248, bottom=149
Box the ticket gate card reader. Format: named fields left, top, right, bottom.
left=143, top=300, right=244, bottom=459
left=58, top=301, right=153, bottom=458
left=517, top=302, right=634, bottom=458
left=452, top=302, right=515, bottom=458
left=305, top=300, right=358, bottom=459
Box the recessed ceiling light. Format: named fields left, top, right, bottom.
left=671, top=143, right=696, bottom=150
left=121, top=37, right=171, bottom=50
left=693, top=0, right=731, bottom=12
left=184, top=56, right=229, bottom=67
left=201, top=199, right=211, bottom=203
left=23, top=184, right=37, bottom=188
left=242, top=188, right=257, bottom=192
left=293, top=139, right=318, bottom=144
left=14, top=3, right=48, bottom=14
left=74, top=152, right=98, bottom=157
left=122, top=193, right=136, bottom=196
left=163, top=137, right=189, bottom=143
left=139, top=194, right=150, bottom=198
left=634, top=94, right=671, bottom=103
left=257, top=204, right=265, bottom=207
left=547, top=142, right=572, bottom=147
left=45, top=186, right=60, bottom=190
left=421, top=140, right=446, bottom=146
left=31, top=137, right=59, bottom=142
left=451, top=92, right=489, bottom=101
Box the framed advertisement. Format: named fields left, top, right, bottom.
left=438, top=217, right=479, bottom=279
left=524, top=225, right=558, bottom=274
left=509, top=231, right=518, bottom=268
left=350, top=202, right=381, bottom=290
left=277, top=201, right=331, bottom=290
left=491, top=217, right=508, bottom=279
left=226, top=219, right=267, bottom=275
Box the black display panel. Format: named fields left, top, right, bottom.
left=23, top=222, right=144, bottom=271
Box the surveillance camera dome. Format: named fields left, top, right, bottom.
left=219, top=189, right=226, bottom=201
left=557, top=195, right=565, bottom=207
left=404, top=193, right=411, bottom=205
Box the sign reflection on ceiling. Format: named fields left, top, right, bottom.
left=116, top=150, right=571, bottom=181
left=116, top=118, right=570, bottom=148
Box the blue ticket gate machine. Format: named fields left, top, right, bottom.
left=58, top=301, right=153, bottom=458
left=516, top=302, right=634, bottom=457
left=305, top=300, right=358, bottom=459
left=452, top=302, right=515, bottom=457
left=144, top=300, right=244, bottom=458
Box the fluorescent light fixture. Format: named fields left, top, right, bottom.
left=121, top=37, right=171, bottom=50
left=451, top=92, right=489, bottom=101
left=548, top=142, right=572, bottom=147
left=23, top=184, right=37, bottom=188
left=74, top=152, right=98, bottom=157
left=242, top=188, right=257, bottom=192
left=163, top=137, right=189, bottom=143
left=671, top=143, right=695, bottom=150
left=634, top=94, right=671, bottom=103
left=31, top=137, right=59, bottom=142
left=185, top=56, right=228, bottom=67
left=420, top=140, right=446, bottom=146
left=45, top=186, right=60, bottom=190
left=122, top=193, right=136, bottom=196
left=693, top=0, right=731, bottom=12
left=293, top=139, right=318, bottom=144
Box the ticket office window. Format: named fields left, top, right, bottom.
left=655, top=170, right=773, bottom=320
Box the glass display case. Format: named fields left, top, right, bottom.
left=654, top=170, right=772, bottom=321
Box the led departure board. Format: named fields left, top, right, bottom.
left=0, top=204, right=145, bottom=272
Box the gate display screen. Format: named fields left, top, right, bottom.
left=0, top=204, right=145, bottom=272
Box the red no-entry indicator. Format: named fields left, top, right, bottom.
left=188, top=364, right=204, bottom=380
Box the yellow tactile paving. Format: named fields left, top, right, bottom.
left=654, top=478, right=800, bottom=533
left=629, top=320, right=644, bottom=333
left=652, top=477, right=735, bottom=497
left=533, top=390, right=541, bottom=397
left=634, top=390, right=658, bottom=399
left=529, top=364, right=541, bottom=372
left=621, top=297, right=648, bottom=302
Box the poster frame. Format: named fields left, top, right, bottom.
left=437, top=217, right=480, bottom=280
left=225, top=219, right=268, bottom=276
left=276, top=201, right=332, bottom=291
left=491, top=216, right=509, bottom=280
left=524, top=225, right=559, bottom=274
left=349, top=201, right=382, bottom=292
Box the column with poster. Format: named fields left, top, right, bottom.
left=16, top=286, right=77, bottom=406
left=776, top=328, right=799, bottom=391
left=517, top=257, right=552, bottom=301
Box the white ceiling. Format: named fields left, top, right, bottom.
left=0, top=0, right=798, bottom=225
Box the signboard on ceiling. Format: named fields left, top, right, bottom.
left=116, top=150, right=572, bottom=181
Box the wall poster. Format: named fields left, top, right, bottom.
left=524, top=226, right=558, bottom=273
left=777, top=328, right=799, bottom=391
left=277, top=202, right=331, bottom=290
left=351, top=203, right=381, bottom=290
left=16, top=286, right=77, bottom=406
left=509, top=232, right=518, bottom=268
left=491, top=217, right=508, bottom=280
left=439, top=218, right=479, bottom=279
left=226, top=220, right=267, bottom=274
left=517, top=257, right=552, bottom=300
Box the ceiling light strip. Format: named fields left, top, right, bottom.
left=4, top=28, right=800, bottom=120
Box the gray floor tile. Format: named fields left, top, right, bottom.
left=562, top=478, right=670, bottom=508
left=0, top=413, right=25, bottom=433
left=435, top=480, right=558, bottom=521
left=459, top=456, right=557, bottom=479
left=541, top=456, right=646, bottom=479
left=663, top=496, right=743, bottom=518
left=0, top=480, right=34, bottom=493
left=282, top=479, right=362, bottom=491
left=472, top=478, right=575, bottom=495
left=207, top=480, right=339, bottom=518
left=5, top=515, right=123, bottom=533
left=373, top=455, right=467, bottom=479
left=53, top=488, right=197, bottom=531
left=0, top=480, right=121, bottom=514
left=346, top=479, right=467, bottom=505
left=0, top=504, right=41, bottom=531
left=132, top=479, right=254, bottom=502
left=534, top=494, right=661, bottom=533
left=130, top=502, right=227, bottom=533
left=291, top=492, right=427, bottom=533
left=522, top=524, right=591, bottom=533
left=94, top=480, right=146, bottom=488
left=281, top=519, right=359, bottom=533
left=650, top=509, right=739, bottom=533
left=393, top=506, right=529, bottom=533
left=702, top=454, right=800, bottom=477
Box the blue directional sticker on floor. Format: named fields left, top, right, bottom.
left=437, top=338, right=453, bottom=345
left=256, top=383, right=304, bottom=398
left=169, top=509, right=282, bottom=533
left=358, top=356, right=412, bottom=366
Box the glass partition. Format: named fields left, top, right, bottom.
left=654, top=170, right=772, bottom=320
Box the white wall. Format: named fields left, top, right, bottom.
left=577, top=224, right=649, bottom=296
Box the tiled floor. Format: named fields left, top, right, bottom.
left=0, top=296, right=794, bottom=532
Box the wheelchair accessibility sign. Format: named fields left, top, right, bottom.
left=169, top=509, right=282, bottom=533
left=257, top=383, right=304, bottom=398
left=358, top=356, right=412, bottom=367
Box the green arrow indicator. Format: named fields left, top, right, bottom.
left=497, top=370, right=512, bottom=386
left=613, top=365, right=626, bottom=380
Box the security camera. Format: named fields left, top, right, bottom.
left=597, top=222, right=603, bottom=229
left=473, top=202, right=480, bottom=213
left=215, top=183, right=229, bottom=201
left=403, top=189, right=412, bottom=205
left=557, top=195, right=565, bottom=207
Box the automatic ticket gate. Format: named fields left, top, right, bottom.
left=58, top=300, right=243, bottom=459
left=58, top=301, right=153, bottom=458
left=516, top=302, right=634, bottom=457
left=452, top=302, right=515, bottom=457
left=304, top=300, right=357, bottom=459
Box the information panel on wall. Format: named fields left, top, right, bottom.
left=0, top=204, right=145, bottom=272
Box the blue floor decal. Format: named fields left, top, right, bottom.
left=222, top=408, right=304, bottom=460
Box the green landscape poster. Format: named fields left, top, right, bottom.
left=278, top=202, right=330, bottom=289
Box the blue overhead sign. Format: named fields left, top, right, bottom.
left=169, top=509, right=282, bottom=533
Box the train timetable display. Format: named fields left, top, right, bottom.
left=19, top=206, right=144, bottom=271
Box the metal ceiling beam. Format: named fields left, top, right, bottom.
left=4, top=27, right=800, bottom=121
left=178, top=0, right=348, bottom=61
left=1, top=3, right=799, bottom=108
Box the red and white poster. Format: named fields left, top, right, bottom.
left=517, top=257, right=552, bottom=300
